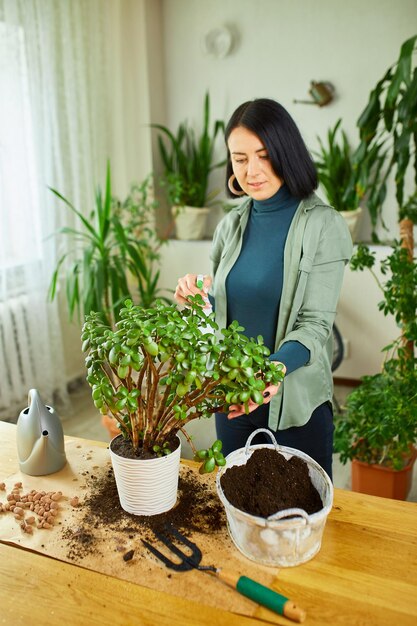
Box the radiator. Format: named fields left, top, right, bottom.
left=0, top=294, right=70, bottom=421
left=0, top=294, right=37, bottom=416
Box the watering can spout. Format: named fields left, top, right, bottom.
left=16, top=389, right=67, bottom=476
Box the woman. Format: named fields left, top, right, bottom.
left=175, top=98, right=352, bottom=479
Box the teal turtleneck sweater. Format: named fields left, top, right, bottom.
left=225, top=184, right=310, bottom=375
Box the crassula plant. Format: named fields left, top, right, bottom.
left=81, top=297, right=285, bottom=472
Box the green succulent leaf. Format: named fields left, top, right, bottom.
left=211, top=440, right=222, bottom=453
left=199, top=456, right=216, bottom=474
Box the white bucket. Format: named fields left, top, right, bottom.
left=216, top=429, right=333, bottom=567
left=109, top=435, right=181, bottom=516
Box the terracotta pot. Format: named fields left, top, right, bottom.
left=101, top=414, right=121, bottom=440
left=351, top=447, right=417, bottom=500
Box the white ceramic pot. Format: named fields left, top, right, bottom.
left=172, top=205, right=210, bottom=240
left=109, top=435, right=181, bottom=516
left=340, top=207, right=363, bottom=242
left=216, top=429, right=333, bottom=567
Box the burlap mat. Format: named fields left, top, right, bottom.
left=0, top=424, right=283, bottom=622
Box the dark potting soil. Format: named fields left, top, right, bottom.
left=62, top=465, right=225, bottom=561
left=110, top=433, right=180, bottom=460
left=220, top=448, right=323, bottom=517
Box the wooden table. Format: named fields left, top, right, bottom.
left=1, top=421, right=416, bottom=626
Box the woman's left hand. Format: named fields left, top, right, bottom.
left=227, top=362, right=286, bottom=420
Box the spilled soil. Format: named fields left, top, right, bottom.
left=62, top=448, right=323, bottom=562
left=62, top=465, right=225, bottom=561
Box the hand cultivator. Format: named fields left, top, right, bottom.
left=142, top=525, right=306, bottom=623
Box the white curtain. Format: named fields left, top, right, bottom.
left=0, top=0, right=150, bottom=419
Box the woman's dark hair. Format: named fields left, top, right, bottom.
left=225, top=98, right=318, bottom=199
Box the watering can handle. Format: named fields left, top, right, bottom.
left=244, top=428, right=281, bottom=457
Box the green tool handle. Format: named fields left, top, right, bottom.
left=217, top=571, right=306, bottom=623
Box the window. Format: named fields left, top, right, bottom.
left=0, top=22, right=42, bottom=274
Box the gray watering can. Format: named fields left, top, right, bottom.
left=16, top=389, right=67, bottom=475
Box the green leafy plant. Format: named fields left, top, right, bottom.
left=334, top=362, right=417, bottom=469
left=314, top=118, right=386, bottom=221
left=350, top=243, right=417, bottom=355
left=49, top=164, right=169, bottom=327
left=81, top=297, right=285, bottom=473
left=334, top=242, right=417, bottom=469
left=314, top=119, right=365, bottom=212
left=345, top=34, right=417, bottom=240
left=152, top=92, right=226, bottom=208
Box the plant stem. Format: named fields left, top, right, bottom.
left=147, top=357, right=160, bottom=429
left=369, top=267, right=384, bottom=292
left=156, top=378, right=173, bottom=421
left=178, top=427, right=197, bottom=455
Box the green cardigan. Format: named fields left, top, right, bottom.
left=210, top=192, right=353, bottom=431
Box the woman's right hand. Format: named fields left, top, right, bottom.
left=174, top=273, right=212, bottom=307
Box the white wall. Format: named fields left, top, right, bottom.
left=159, top=0, right=417, bottom=242
left=105, top=0, right=155, bottom=196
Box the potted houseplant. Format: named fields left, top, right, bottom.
left=334, top=362, right=417, bottom=499
left=81, top=297, right=285, bottom=515
left=313, top=119, right=383, bottom=242
left=49, top=162, right=169, bottom=328
left=152, top=91, right=226, bottom=240
left=334, top=243, right=417, bottom=499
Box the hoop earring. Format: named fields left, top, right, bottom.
left=228, top=174, right=246, bottom=197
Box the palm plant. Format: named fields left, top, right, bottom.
left=49, top=163, right=168, bottom=328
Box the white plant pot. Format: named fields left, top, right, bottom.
left=172, top=205, right=210, bottom=240
left=109, top=435, right=181, bottom=516
left=340, top=207, right=363, bottom=242
left=216, top=429, right=333, bottom=567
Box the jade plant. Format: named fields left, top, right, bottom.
left=81, top=297, right=285, bottom=472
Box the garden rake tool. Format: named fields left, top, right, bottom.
left=142, top=525, right=306, bottom=623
